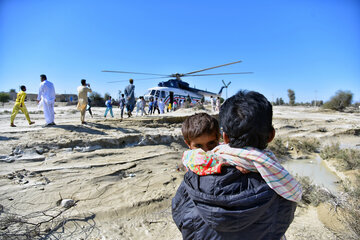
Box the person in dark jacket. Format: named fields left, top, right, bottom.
left=172, top=90, right=297, bottom=240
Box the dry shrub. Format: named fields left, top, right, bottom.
left=297, top=176, right=336, bottom=207
left=320, top=143, right=360, bottom=170
left=340, top=177, right=360, bottom=237
left=268, top=138, right=289, bottom=158
left=287, top=137, right=320, bottom=154
left=268, top=137, right=319, bottom=160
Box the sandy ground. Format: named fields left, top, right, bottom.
left=0, top=102, right=359, bottom=239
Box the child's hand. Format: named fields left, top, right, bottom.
left=236, top=166, right=250, bottom=174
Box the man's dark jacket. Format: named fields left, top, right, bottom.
left=172, top=167, right=297, bottom=240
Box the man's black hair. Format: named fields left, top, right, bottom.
left=219, top=90, right=273, bottom=149
left=20, top=85, right=26, bottom=91
left=40, top=74, right=47, bottom=80
left=81, top=79, right=86, bottom=85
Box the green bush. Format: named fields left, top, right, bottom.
left=322, top=90, right=353, bottom=111
left=0, top=92, right=10, bottom=106
left=320, top=143, right=360, bottom=170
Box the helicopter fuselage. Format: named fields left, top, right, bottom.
left=143, top=79, right=220, bottom=104
left=144, top=86, right=202, bottom=104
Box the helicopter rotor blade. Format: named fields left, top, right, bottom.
left=185, top=60, right=242, bottom=75
left=102, top=70, right=168, bottom=77
left=184, top=72, right=253, bottom=77
left=107, top=76, right=169, bottom=83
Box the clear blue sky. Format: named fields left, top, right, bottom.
left=1, top=0, right=359, bottom=103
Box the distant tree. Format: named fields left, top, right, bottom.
left=279, top=98, right=284, bottom=105
left=274, top=97, right=285, bottom=106
left=89, top=91, right=104, bottom=107
left=287, top=89, right=295, bottom=106
left=311, top=100, right=323, bottom=107
left=322, top=90, right=353, bottom=111
left=0, top=92, right=10, bottom=106
left=9, top=89, right=16, bottom=93
left=104, top=92, right=111, bottom=101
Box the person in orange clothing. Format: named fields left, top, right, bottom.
left=10, top=85, right=35, bottom=127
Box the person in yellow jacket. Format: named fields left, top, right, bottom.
left=10, top=85, right=35, bottom=127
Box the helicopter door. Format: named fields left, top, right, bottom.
left=169, top=91, right=174, bottom=105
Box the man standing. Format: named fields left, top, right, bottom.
left=10, top=85, right=35, bottom=127
left=210, top=96, right=216, bottom=112
left=119, top=93, right=126, bottom=119
left=77, top=79, right=92, bottom=124
left=124, top=78, right=135, bottom=117
left=37, top=74, right=56, bottom=126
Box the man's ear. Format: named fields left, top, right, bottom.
left=223, top=132, right=230, bottom=144
left=268, top=127, right=276, bottom=143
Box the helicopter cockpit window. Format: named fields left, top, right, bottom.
left=150, top=90, right=155, bottom=96
left=155, top=90, right=160, bottom=97
left=161, top=91, right=166, bottom=98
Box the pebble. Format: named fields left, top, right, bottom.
left=61, top=199, right=75, bottom=208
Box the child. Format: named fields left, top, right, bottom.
left=104, top=96, right=114, bottom=118
left=140, top=97, right=147, bottom=116
left=181, top=93, right=302, bottom=203
left=135, top=97, right=142, bottom=116
left=10, top=85, right=35, bottom=127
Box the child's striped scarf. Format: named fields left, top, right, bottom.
left=182, top=144, right=302, bottom=203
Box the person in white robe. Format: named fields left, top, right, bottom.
left=159, top=98, right=165, bottom=114
left=37, top=74, right=56, bottom=126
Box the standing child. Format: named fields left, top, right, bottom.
left=140, top=97, right=147, bottom=116
left=172, top=91, right=300, bottom=240
left=135, top=97, right=142, bottom=116
left=10, top=85, right=35, bottom=127
left=104, top=96, right=114, bottom=118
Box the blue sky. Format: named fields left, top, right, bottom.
left=1, top=0, right=359, bottom=103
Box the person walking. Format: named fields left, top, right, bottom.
left=124, top=78, right=135, bottom=117
left=119, top=94, right=126, bottom=119
left=87, top=97, right=93, bottom=118
left=10, top=85, right=35, bottom=127
left=77, top=79, right=92, bottom=124
left=104, top=96, right=114, bottom=118
left=37, top=74, right=56, bottom=126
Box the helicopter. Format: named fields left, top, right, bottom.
left=102, top=60, right=252, bottom=104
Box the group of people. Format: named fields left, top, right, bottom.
left=11, top=74, right=56, bottom=127
left=210, top=95, right=221, bottom=112
left=10, top=76, right=300, bottom=238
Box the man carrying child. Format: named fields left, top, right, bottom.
left=172, top=90, right=300, bottom=240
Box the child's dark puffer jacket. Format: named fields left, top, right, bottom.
left=172, top=167, right=297, bottom=240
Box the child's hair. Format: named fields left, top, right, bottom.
left=20, top=85, right=26, bottom=91
left=220, top=90, right=273, bottom=149
left=182, top=113, right=220, bottom=143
